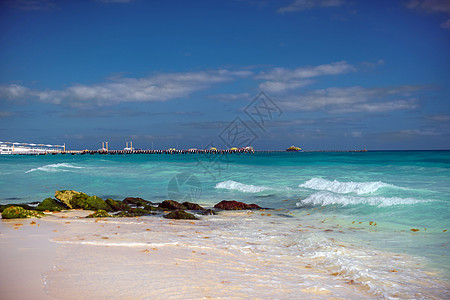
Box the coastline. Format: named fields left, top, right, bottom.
left=0, top=214, right=63, bottom=300
left=2, top=209, right=449, bottom=299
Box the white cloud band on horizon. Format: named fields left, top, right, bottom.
left=0, top=69, right=253, bottom=107
left=280, top=85, right=422, bottom=113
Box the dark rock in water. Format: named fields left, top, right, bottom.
left=164, top=210, right=198, bottom=220
left=182, top=202, right=205, bottom=211
left=123, top=197, right=153, bottom=207
left=86, top=210, right=112, bottom=218
left=1, top=206, right=44, bottom=219
left=55, top=190, right=89, bottom=209
left=159, top=200, right=187, bottom=210
left=106, top=199, right=130, bottom=212
left=71, top=195, right=113, bottom=212
left=199, top=209, right=217, bottom=215
left=36, top=198, right=67, bottom=211
left=214, top=200, right=262, bottom=210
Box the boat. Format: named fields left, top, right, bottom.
left=286, top=145, right=301, bottom=152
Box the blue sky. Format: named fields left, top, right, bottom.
left=0, top=0, right=449, bottom=150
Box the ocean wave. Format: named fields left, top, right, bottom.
left=290, top=234, right=439, bottom=298
left=25, top=163, right=84, bottom=174
left=215, top=180, right=272, bottom=193
left=297, top=191, right=426, bottom=207
left=299, top=178, right=394, bottom=195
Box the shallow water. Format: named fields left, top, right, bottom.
left=1, top=151, right=449, bottom=298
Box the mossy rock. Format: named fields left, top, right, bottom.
left=55, top=190, right=89, bottom=209
left=122, top=197, right=154, bottom=207
left=86, top=210, right=112, bottom=218
left=182, top=202, right=205, bottom=211
left=1, top=206, right=44, bottom=219
left=159, top=200, right=187, bottom=210
left=115, top=208, right=154, bottom=217
left=164, top=210, right=198, bottom=220
left=0, top=203, right=35, bottom=213
left=71, top=195, right=113, bottom=212
left=105, top=199, right=130, bottom=212
left=36, top=198, right=67, bottom=212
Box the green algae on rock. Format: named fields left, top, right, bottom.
left=86, top=210, right=112, bottom=218
left=159, top=200, right=187, bottom=211
left=71, top=195, right=113, bottom=212
left=1, top=206, right=44, bottom=219
left=55, top=190, right=89, bottom=209
left=164, top=210, right=198, bottom=220
left=35, top=198, right=67, bottom=212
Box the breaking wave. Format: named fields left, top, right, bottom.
left=25, top=163, right=84, bottom=174
left=215, top=180, right=272, bottom=193
left=297, top=191, right=427, bottom=207
left=299, top=178, right=395, bottom=195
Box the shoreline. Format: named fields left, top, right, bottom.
left=0, top=214, right=63, bottom=300
left=1, top=210, right=449, bottom=299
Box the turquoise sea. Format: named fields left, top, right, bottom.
left=1, top=151, right=449, bottom=298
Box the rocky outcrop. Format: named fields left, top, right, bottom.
left=122, top=197, right=153, bottom=207
left=163, top=210, right=198, bottom=220
left=35, top=198, right=67, bottom=211
left=105, top=199, right=130, bottom=212
left=70, top=195, right=113, bottom=212
left=55, top=190, right=89, bottom=209
left=1, top=206, right=44, bottom=219
left=86, top=210, right=112, bottom=218
left=159, top=200, right=187, bottom=210
left=182, top=202, right=205, bottom=211
left=214, top=200, right=262, bottom=210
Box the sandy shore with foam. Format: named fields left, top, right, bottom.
left=1, top=210, right=448, bottom=299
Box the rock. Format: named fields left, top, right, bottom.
left=182, top=202, right=205, bottom=210
left=0, top=203, right=35, bottom=213
left=214, top=200, right=262, bottom=210
left=55, top=190, right=89, bottom=209
left=86, top=210, right=112, bottom=218
left=1, top=206, right=44, bottom=219
left=115, top=208, right=154, bottom=217
left=105, top=199, right=130, bottom=212
left=36, top=198, right=67, bottom=211
left=159, top=200, right=187, bottom=210
left=164, top=210, right=198, bottom=220
left=199, top=209, right=217, bottom=215
left=123, top=197, right=153, bottom=207
left=71, top=195, right=113, bottom=212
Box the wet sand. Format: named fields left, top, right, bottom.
left=0, top=215, right=62, bottom=300
left=1, top=210, right=448, bottom=299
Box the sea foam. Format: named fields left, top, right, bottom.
left=215, top=180, right=272, bottom=193
left=299, top=178, right=394, bottom=194
left=25, top=163, right=84, bottom=174
left=297, top=191, right=426, bottom=207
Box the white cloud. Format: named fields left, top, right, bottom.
left=427, top=114, right=450, bottom=121
left=259, top=80, right=314, bottom=93
left=210, top=93, right=252, bottom=102
left=278, top=0, right=346, bottom=13
left=257, top=61, right=355, bottom=93
left=440, top=18, right=450, bottom=29
left=0, top=84, right=29, bottom=99
left=257, top=61, right=355, bottom=81
left=5, top=0, right=57, bottom=10
left=405, top=0, right=450, bottom=13
left=281, top=85, right=421, bottom=113
left=0, top=69, right=252, bottom=107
